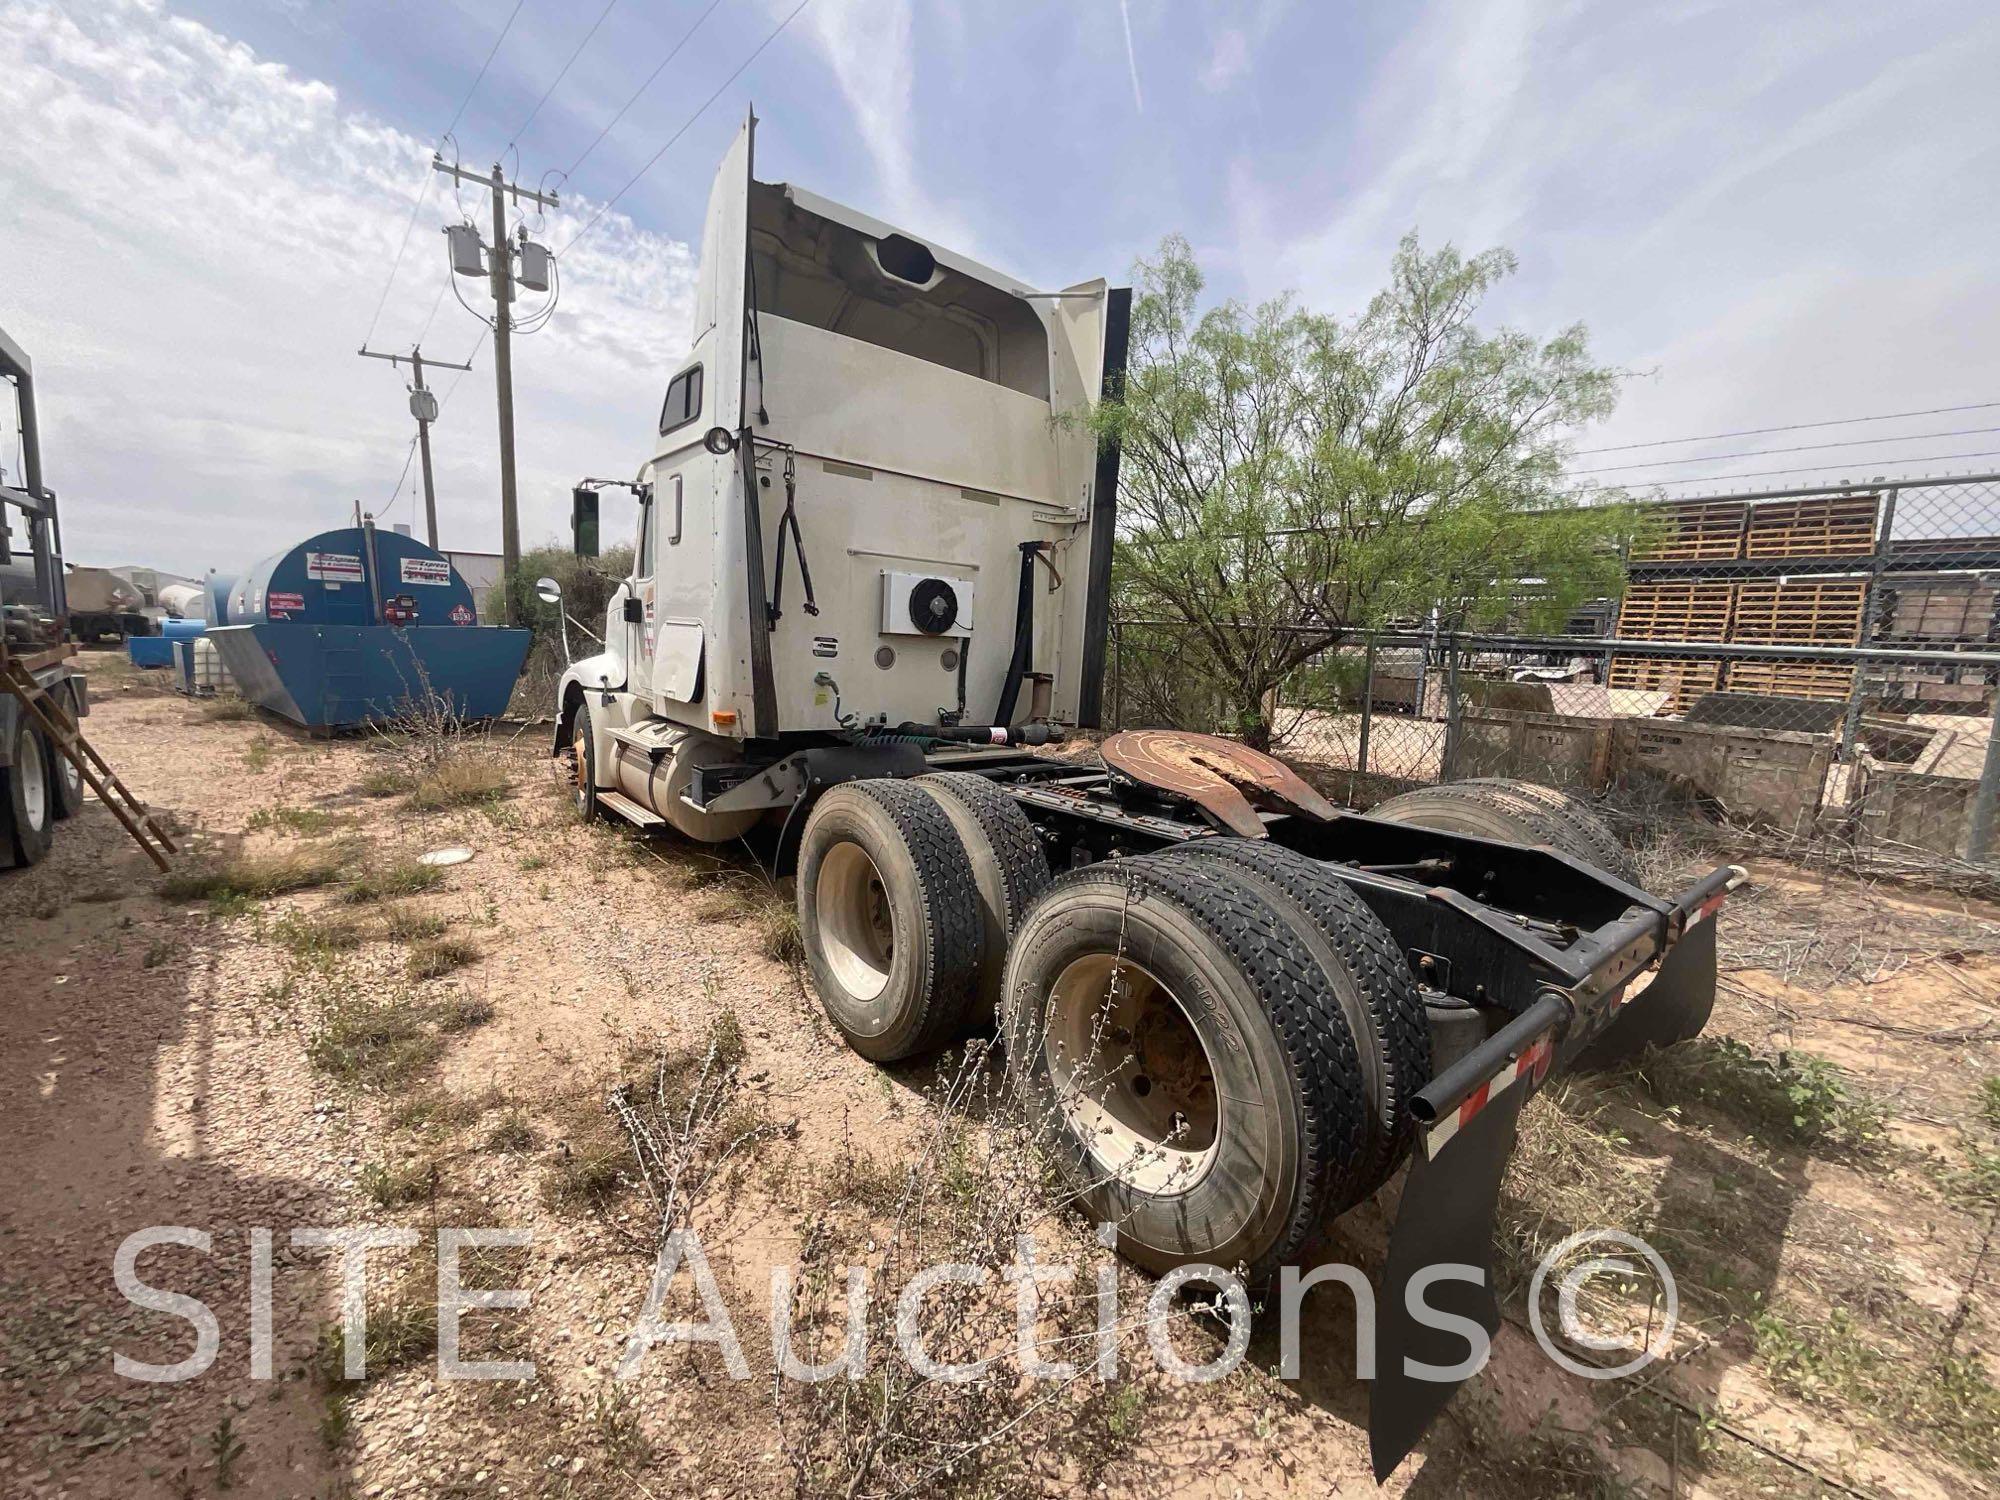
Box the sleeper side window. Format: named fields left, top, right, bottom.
left=658, top=365, right=703, bottom=436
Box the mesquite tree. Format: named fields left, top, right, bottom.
left=1098, top=233, right=1632, bottom=749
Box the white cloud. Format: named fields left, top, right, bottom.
left=1201, top=29, right=1251, bottom=93
left=0, top=0, right=696, bottom=576
left=794, top=0, right=978, bottom=251
left=1118, top=0, right=1145, bottom=113
left=1227, top=0, right=2000, bottom=488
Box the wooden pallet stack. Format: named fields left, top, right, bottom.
left=1613, top=493, right=1882, bottom=712
left=1743, top=495, right=1878, bottom=559
left=1610, top=576, right=1734, bottom=711
left=1727, top=578, right=1867, bottom=700
left=1629, top=499, right=1748, bottom=562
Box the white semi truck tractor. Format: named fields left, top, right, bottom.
left=550, top=115, right=1744, bottom=1477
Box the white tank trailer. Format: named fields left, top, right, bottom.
left=547, top=115, right=1745, bottom=1477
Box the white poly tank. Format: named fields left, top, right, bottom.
left=192, top=637, right=234, bottom=694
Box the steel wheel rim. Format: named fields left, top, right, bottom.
left=816, top=840, right=895, bottom=1005
left=1044, top=954, right=1220, bottom=1195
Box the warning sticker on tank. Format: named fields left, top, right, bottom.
left=812, top=635, right=839, bottom=658
left=306, top=552, right=363, bottom=583
left=399, top=556, right=451, bottom=586
left=266, top=591, right=305, bottom=613
left=448, top=603, right=475, bottom=625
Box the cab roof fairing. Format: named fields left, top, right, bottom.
left=758, top=179, right=1101, bottom=343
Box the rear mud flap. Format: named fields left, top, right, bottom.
left=1575, top=912, right=1719, bottom=1065
left=1367, top=1080, right=1528, bottom=1482
left=1366, top=899, right=1725, bottom=1479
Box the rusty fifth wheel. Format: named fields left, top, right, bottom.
left=1101, top=728, right=1338, bottom=836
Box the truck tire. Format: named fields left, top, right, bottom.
left=48, top=684, right=85, bottom=820
left=1368, top=781, right=1640, bottom=886
left=1161, top=838, right=1430, bottom=1195
left=798, top=779, right=982, bottom=1062
left=915, top=772, right=1052, bottom=1022
left=569, top=706, right=601, bottom=822
left=1002, top=852, right=1372, bottom=1285
left=6, top=717, right=55, bottom=866
left=1456, top=778, right=1637, bottom=885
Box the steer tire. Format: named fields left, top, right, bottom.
left=799, top=779, right=982, bottom=1062
left=5, top=717, right=55, bottom=866
left=1162, top=838, right=1430, bottom=1194
left=1002, top=852, right=1372, bottom=1286
left=914, top=772, right=1053, bottom=1022
left=569, top=707, right=601, bottom=823
left=1369, top=781, right=1640, bottom=886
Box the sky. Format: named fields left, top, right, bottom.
left=2, top=0, right=1997, bottom=576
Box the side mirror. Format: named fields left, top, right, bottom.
left=571, top=486, right=600, bottom=558
left=534, top=576, right=562, bottom=607
left=703, top=426, right=737, bottom=456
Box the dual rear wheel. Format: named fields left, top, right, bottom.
left=795, top=772, right=1656, bottom=1281
left=796, top=778, right=1430, bottom=1283
left=797, top=774, right=1050, bottom=1061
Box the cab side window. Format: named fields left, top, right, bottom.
left=658, top=365, right=703, bottom=436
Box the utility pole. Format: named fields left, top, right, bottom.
left=358, top=345, right=475, bottom=549
left=434, top=157, right=557, bottom=626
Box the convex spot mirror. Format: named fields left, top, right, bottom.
left=535, top=576, right=563, bottom=606
left=703, top=426, right=738, bottom=456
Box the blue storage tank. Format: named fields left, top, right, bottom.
left=225, top=528, right=481, bottom=628
left=205, top=525, right=529, bottom=730
left=206, top=573, right=237, bottom=625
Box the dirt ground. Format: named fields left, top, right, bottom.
left=2, top=658, right=1997, bottom=1499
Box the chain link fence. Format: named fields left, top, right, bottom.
left=1107, top=473, right=2000, bottom=888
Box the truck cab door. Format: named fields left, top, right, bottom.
left=628, top=494, right=655, bottom=696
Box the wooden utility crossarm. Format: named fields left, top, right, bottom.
left=1, top=654, right=176, bottom=870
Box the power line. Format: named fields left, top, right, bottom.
left=361, top=0, right=530, bottom=349
left=1572, top=400, right=2000, bottom=455
left=562, top=0, right=731, bottom=182
left=442, top=329, right=492, bottom=411
left=507, top=0, right=621, bottom=151
left=561, top=0, right=813, bottom=256
left=1569, top=424, right=2000, bottom=477
left=413, top=268, right=454, bottom=349
left=384, top=432, right=420, bottom=517
left=361, top=173, right=435, bottom=351
left=444, top=0, right=530, bottom=141
left=1578, top=449, right=2000, bottom=492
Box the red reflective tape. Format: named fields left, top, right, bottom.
left=1525, top=1036, right=1553, bottom=1085
left=1457, top=1081, right=1491, bottom=1130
